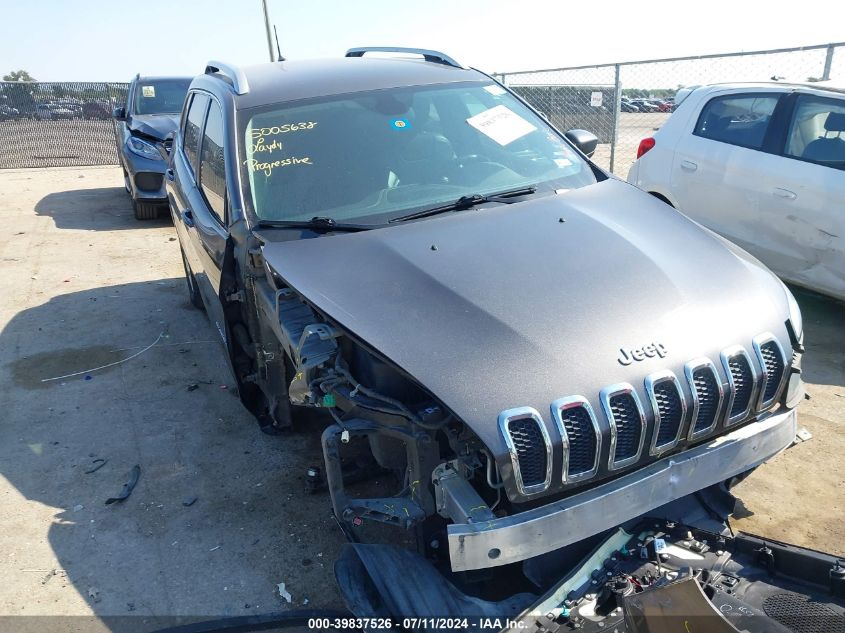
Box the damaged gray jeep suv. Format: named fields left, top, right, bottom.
left=167, top=48, right=805, bottom=573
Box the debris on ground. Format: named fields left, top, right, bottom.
left=209, top=545, right=220, bottom=552
left=277, top=582, right=292, bottom=604
left=187, top=384, right=199, bottom=392
left=41, top=331, right=166, bottom=383
left=87, top=587, right=101, bottom=603
left=105, top=465, right=141, bottom=505
left=182, top=496, right=198, bottom=507
left=84, top=458, right=108, bottom=474
left=127, top=603, right=136, bottom=612
left=793, top=427, right=814, bottom=444
left=41, top=569, right=58, bottom=585
left=73, top=504, right=84, bottom=512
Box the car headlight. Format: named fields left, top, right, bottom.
left=127, top=136, right=163, bottom=160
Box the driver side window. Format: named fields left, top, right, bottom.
left=199, top=100, right=227, bottom=224
left=182, top=93, right=209, bottom=177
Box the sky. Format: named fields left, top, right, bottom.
left=1, top=0, right=843, bottom=82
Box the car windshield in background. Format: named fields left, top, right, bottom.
left=134, top=79, right=191, bottom=115
left=240, top=82, right=597, bottom=224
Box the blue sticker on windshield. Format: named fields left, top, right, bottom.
left=391, top=118, right=410, bottom=130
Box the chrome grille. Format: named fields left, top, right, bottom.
left=645, top=371, right=686, bottom=454
left=601, top=384, right=646, bottom=470
left=721, top=346, right=758, bottom=425
left=754, top=334, right=786, bottom=410
left=498, top=407, right=551, bottom=495
left=685, top=359, right=723, bottom=440
left=498, top=332, right=787, bottom=497
left=551, top=396, right=600, bottom=482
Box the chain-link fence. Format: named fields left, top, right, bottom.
left=0, top=82, right=128, bottom=168
left=1, top=43, right=843, bottom=171
left=496, top=41, right=844, bottom=177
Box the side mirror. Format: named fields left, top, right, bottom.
left=112, top=106, right=126, bottom=121
left=158, top=132, right=175, bottom=160
left=564, top=129, right=599, bottom=158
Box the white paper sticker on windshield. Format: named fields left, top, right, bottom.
left=483, top=84, right=507, bottom=96
left=466, top=105, right=536, bottom=146
left=590, top=91, right=603, bottom=107
left=142, top=86, right=155, bottom=98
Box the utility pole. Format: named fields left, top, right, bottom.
left=261, top=0, right=275, bottom=62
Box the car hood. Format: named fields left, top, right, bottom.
left=261, top=178, right=792, bottom=496
left=128, top=114, right=179, bottom=140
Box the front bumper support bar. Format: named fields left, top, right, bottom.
left=447, top=408, right=797, bottom=571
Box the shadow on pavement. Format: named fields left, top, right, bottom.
left=34, top=187, right=171, bottom=231
left=0, top=278, right=346, bottom=629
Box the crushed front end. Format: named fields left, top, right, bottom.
left=237, top=179, right=806, bottom=574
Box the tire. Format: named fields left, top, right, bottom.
left=180, top=249, right=205, bottom=310
left=123, top=169, right=131, bottom=194
left=133, top=199, right=159, bottom=220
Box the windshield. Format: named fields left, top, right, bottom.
left=133, top=79, right=191, bottom=115
left=240, top=81, right=598, bottom=224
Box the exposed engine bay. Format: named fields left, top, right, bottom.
left=336, top=506, right=845, bottom=633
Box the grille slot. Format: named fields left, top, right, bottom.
left=499, top=408, right=551, bottom=495
left=551, top=397, right=600, bottom=482
left=611, top=395, right=641, bottom=459
left=508, top=418, right=547, bottom=486
left=645, top=372, right=686, bottom=454
left=754, top=335, right=786, bottom=409
left=722, top=347, right=758, bottom=424
left=686, top=359, right=723, bottom=440
left=601, top=384, right=646, bottom=470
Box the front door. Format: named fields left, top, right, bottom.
left=170, top=92, right=229, bottom=341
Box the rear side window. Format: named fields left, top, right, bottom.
left=183, top=93, right=209, bottom=175
left=693, top=94, right=780, bottom=150
left=200, top=100, right=227, bottom=223
left=785, top=94, right=845, bottom=170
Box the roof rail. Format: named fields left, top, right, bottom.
left=345, top=47, right=465, bottom=69
left=204, top=60, right=250, bottom=95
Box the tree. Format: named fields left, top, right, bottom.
left=3, top=70, right=36, bottom=82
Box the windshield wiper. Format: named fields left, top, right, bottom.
left=388, top=186, right=537, bottom=223
left=255, top=216, right=375, bottom=232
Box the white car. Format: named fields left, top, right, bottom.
left=627, top=81, right=845, bottom=301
